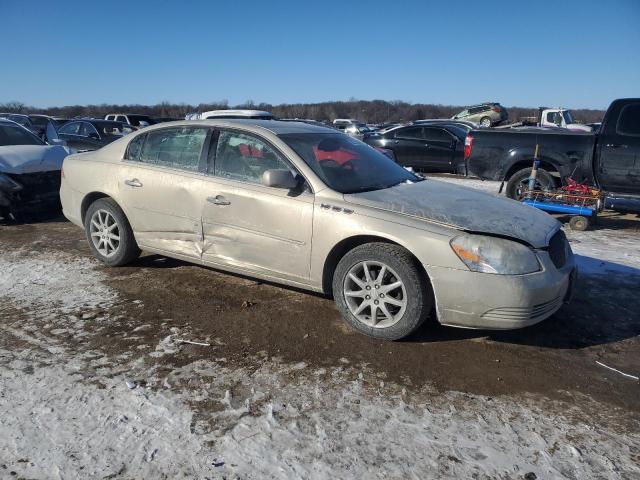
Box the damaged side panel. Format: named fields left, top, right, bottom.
left=118, top=164, right=207, bottom=259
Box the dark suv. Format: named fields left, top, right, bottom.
left=452, top=103, right=508, bottom=127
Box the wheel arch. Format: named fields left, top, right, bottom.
left=321, top=234, right=430, bottom=296
left=81, top=192, right=116, bottom=223
left=503, top=157, right=560, bottom=183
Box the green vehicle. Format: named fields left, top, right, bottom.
left=453, top=102, right=508, bottom=127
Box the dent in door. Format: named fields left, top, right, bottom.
left=202, top=187, right=313, bottom=280
left=122, top=167, right=205, bottom=258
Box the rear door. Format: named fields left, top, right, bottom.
left=392, top=126, right=426, bottom=167
left=57, top=121, right=85, bottom=151
left=78, top=122, right=103, bottom=151
left=118, top=126, right=211, bottom=258
left=200, top=129, right=314, bottom=283
left=597, top=101, right=640, bottom=194
left=422, top=127, right=456, bottom=171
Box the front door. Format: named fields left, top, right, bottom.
left=117, top=126, right=211, bottom=258
left=200, top=129, right=314, bottom=282
left=392, top=126, right=427, bottom=168
left=597, top=102, right=640, bottom=195
left=421, top=127, right=455, bottom=171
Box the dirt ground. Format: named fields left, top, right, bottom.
left=1, top=176, right=639, bottom=479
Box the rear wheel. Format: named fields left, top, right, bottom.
left=479, top=116, right=492, bottom=127
left=332, top=243, right=432, bottom=340
left=569, top=215, right=589, bottom=231
left=505, top=167, right=557, bottom=200
left=84, top=198, right=140, bottom=266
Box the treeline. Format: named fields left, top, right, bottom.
left=0, top=99, right=606, bottom=124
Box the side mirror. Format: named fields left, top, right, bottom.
left=49, top=138, right=67, bottom=146
left=88, top=132, right=100, bottom=140
left=262, top=169, right=298, bottom=189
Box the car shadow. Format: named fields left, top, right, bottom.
left=407, top=255, right=640, bottom=349
left=0, top=210, right=68, bottom=225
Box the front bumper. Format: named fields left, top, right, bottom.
left=428, top=250, right=576, bottom=330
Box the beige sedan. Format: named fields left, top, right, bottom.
left=60, top=120, right=576, bottom=340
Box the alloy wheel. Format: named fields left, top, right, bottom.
left=343, top=261, right=407, bottom=328
left=89, top=209, right=120, bottom=258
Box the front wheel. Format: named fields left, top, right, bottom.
left=84, top=198, right=140, bottom=266
left=505, top=167, right=557, bottom=200
left=332, top=243, right=432, bottom=340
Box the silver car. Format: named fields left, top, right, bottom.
left=60, top=120, right=576, bottom=340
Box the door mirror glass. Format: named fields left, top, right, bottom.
left=262, top=169, right=298, bottom=189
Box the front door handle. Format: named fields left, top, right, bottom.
left=207, top=195, right=231, bottom=206
left=424, top=143, right=430, bottom=148
left=124, top=178, right=143, bottom=188
left=605, top=144, right=628, bottom=149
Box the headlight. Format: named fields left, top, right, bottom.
left=450, top=234, right=540, bottom=275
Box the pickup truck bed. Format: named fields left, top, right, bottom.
left=462, top=99, right=640, bottom=212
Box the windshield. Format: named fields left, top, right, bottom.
left=0, top=124, right=45, bottom=146
left=280, top=133, right=421, bottom=194
left=563, top=110, right=574, bottom=124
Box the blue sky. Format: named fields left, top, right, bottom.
left=1, top=0, right=638, bottom=109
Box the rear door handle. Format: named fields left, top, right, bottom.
left=124, top=178, right=143, bottom=188
left=424, top=143, right=430, bottom=148
left=605, top=144, right=628, bottom=148
left=207, top=195, right=231, bottom=206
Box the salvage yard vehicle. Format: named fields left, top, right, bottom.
left=0, top=119, right=69, bottom=220
left=29, top=115, right=70, bottom=139
left=104, top=113, right=156, bottom=129
left=186, top=110, right=275, bottom=120
left=58, top=120, right=134, bottom=152
left=0, top=113, right=38, bottom=134
left=462, top=98, right=640, bottom=213
left=364, top=123, right=468, bottom=172
left=505, top=107, right=592, bottom=132
left=452, top=103, right=508, bottom=127
left=60, top=120, right=575, bottom=340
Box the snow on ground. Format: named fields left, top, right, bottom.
left=1, top=245, right=639, bottom=478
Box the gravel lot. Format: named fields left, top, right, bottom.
left=1, top=176, right=639, bottom=479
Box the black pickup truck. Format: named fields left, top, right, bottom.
left=461, top=98, right=640, bottom=213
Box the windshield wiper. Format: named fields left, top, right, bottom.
left=344, top=184, right=387, bottom=194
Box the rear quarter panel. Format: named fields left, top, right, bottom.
left=60, top=138, right=130, bottom=226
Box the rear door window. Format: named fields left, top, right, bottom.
left=137, top=127, right=208, bottom=171
left=126, top=134, right=146, bottom=161
left=80, top=122, right=99, bottom=138
left=616, top=103, right=640, bottom=136
left=423, top=127, right=451, bottom=143
left=395, top=127, right=423, bottom=140
left=212, top=130, right=291, bottom=183
left=59, top=122, right=81, bottom=135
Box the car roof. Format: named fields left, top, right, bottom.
left=140, top=119, right=337, bottom=135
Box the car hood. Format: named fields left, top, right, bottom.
left=344, top=179, right=560, bottom=248
left=0, top=145, right=69, bottom=174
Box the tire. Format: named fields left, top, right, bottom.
left=84, top=197, right=140, bottom=266
left=332, top=242, right=432, bottom=340
left=569, top=215, right=589, bottom=231
left=480, top=116, right=492, bottom=127
left=505, top=167, right=557, bottom=200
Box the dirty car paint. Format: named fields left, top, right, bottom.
left=344, top=179, right=560, bottom=248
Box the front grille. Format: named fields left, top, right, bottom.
left=547, top=230, right=567, bottom=269
left=481, top=296, right=563, bottom=323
